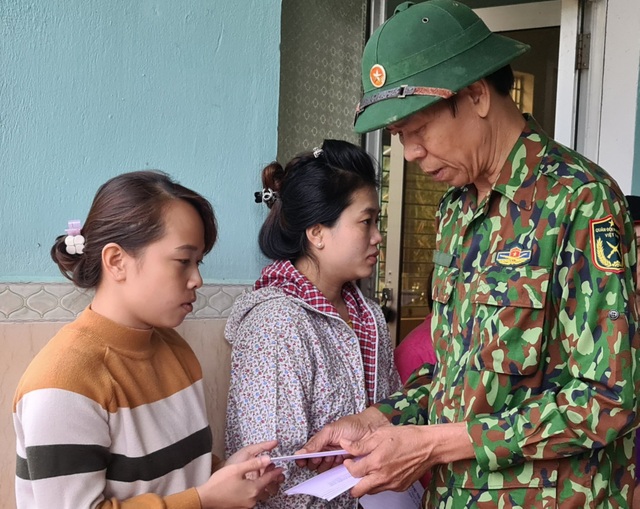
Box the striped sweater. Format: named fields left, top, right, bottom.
left=13, top=307, right=212, bottom=509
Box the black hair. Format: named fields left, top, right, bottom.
left=51, top=170, right=217, bottom=289
left=626, top=195, right=640, bottom=223
left=446, top=64, right=515, bottom=115
left=485, top=64, right=515, bottom=96
left=258, top=139, right=379, bottom=261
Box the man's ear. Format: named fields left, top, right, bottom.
left=101, top=243, right=128, bottom=282
left=466, top=79, right=491, bottom=118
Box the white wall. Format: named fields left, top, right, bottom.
left=597, top=0, right=640, bottom=193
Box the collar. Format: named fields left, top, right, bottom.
left=491, top=114, right=549, bottom=211
left=255, top=260, right=341, bottom=317
left=79, top=306, right=155, bottom=352
left=254, top=260, right=364, bottom=319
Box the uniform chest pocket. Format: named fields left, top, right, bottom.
left=432, top=266, right=459, bottom=305
left=471, top=265, right=550, bottom=375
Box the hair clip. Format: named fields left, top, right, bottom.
left=254, top=188, right=278, bottom=205
left=313, top=147, right=324, bottom=158
left=64, top=220, right=85, bottom=255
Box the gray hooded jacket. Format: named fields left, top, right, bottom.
left=225, top=285, right=401, bottom=509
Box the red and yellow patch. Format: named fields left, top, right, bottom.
left=369, top=64, right=386, bottom=88
left=496, top=247, right=531, bottom=266
left=590, top=215, right=624, bottom=273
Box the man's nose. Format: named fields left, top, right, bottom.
left=403, top=141, right=426, bottom=162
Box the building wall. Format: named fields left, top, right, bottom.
left=0, top=0, right=280, bottom=285
left=634, top=64, right=640, bottom=194
left=0, top=1, right=280, bottom=507
left=597, top=0, right=640, bottom=193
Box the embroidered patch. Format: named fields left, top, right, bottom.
left=590, top=215, right=624, bottom=273
left=370, top=64, right=386, bottom=88
left=496, top=247, right=532, bottom=266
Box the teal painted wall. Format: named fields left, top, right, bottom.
left=0, top=0, right=280, bottom=284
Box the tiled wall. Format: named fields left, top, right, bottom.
left=0, top=283, right=248, bottom=509
left=0, top=283, right=246, bottom=322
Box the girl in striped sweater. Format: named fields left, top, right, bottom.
left=13, top=170, right=283, bottom=509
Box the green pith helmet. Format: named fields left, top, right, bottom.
left=354, top=0, right=530, bottom=134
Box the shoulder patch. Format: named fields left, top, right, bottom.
left=590, top=215, right=624, bottom=273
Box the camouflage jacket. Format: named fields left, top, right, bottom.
left=376, top=116, right=640, bottom=508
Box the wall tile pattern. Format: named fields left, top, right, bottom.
left=0, top=283, right=249, bottom=322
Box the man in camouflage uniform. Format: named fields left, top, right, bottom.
left=300, top=1, right=640, bottom=507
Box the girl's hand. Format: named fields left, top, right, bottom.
left=225, top=440, right=278, bottom=467
left=197, top=441, right=284, bottom=509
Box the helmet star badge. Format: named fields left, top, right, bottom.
left=370, top=64, right=386, bottom=88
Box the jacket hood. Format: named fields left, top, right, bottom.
left=225, top=286, right=294, bottom=346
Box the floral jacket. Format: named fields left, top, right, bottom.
left=225, top=260, right=401, bottom=509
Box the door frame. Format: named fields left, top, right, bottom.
left=474, top=0, right=575, bottom=145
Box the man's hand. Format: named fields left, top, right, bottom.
left=296, top=407, right=390, bottom=472
left=341, top=422, right=474, bottom=497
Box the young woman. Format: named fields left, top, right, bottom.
left=225, top=140, right=401, bottom=508
left=13, top=170, right=283, bottom=509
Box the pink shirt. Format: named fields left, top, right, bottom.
left=394, top=314, right=436, bottom=384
